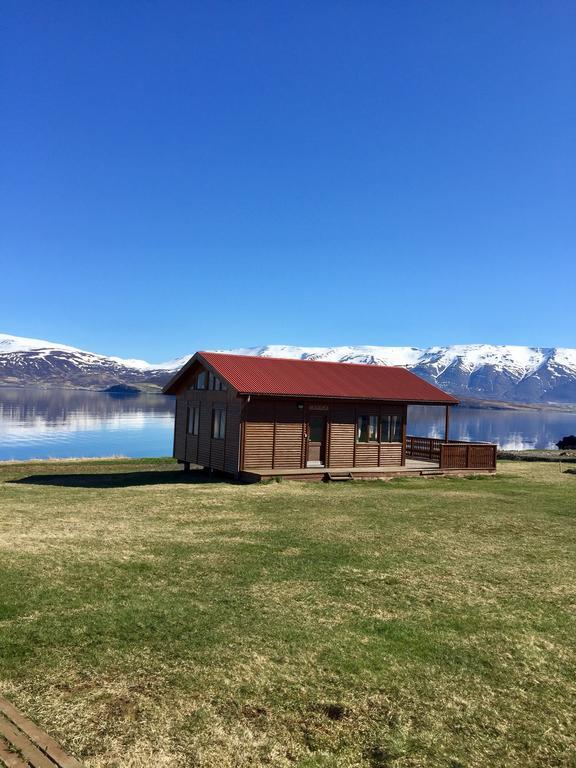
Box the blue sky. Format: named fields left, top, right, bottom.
left=1, top=1, right=575, bottom=361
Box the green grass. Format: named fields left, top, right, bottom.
left=0, top=459, right=575, bottom=767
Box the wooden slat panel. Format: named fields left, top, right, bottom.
left=0, top=714, right=58, bottom=768
left=273, top=403, right=303, bottom=469
left=196, top=401, right=212, bottom=466
left=0, top=695, right=83, bottom=768
left=224, top=404, right=241, bottom=474
left=173, top=398, right=187, bottom=460
left=243, top=402, right=275, bottom=470
left=328, top=408, right=355, bottom=467
left=379, top=444, right=402, bottom=466
left=243, top=424, right=274, bottom=469
left=354, top=444, right=379, bottom=467
left=210, top=439, right=225, bottom=470
left=0, top=737, right=29, bottom=768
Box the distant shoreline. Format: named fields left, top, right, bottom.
left=0, top=382, right=575, bottom=411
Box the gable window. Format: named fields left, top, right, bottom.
left=208, top=373, right=225, bottom=391
left=212, top=408, right=226, bottom=439
left=381, top=414, right=402, bottom=443
left=187, top=405, right=200, bottom=436
left=357, top=415, right=378, bottom=442
left=195, top=371, right=207, bottom=390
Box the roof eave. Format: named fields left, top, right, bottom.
left=237, top=391, right=459, bottom=405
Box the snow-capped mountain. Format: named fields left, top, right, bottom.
left=216, top=344, right=576, bottom=403
left=0, top=333, right=187, bottom=389
left=1, top=334, right=576, bottom=403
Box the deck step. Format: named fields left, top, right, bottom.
left=325, top=472, right=354, bottom=481
left=0, top=696, right=83, bottom=768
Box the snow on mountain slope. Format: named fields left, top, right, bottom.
left=1, top=333, right=575, bottom=402
left=219, top=343, right=576, bottom=403
left=0, top=333, right=181, bottom=389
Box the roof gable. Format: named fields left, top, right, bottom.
left=163, top=351, right=458, bottom=404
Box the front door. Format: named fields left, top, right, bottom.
left=307, top=414, right=327, bottom=467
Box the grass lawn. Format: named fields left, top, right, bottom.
left=0, top=459, right=575, bottom=768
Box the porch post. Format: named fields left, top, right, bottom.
left=444, top=405, right=450, bottom=443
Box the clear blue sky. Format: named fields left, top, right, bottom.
left=1, top=1, right=575, bottom=361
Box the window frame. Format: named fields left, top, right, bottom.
left=356, top=414, right=379, bottom=443
left=380, top=413, right=403, bottom=443
left=187, top=404, right=200, bottom=436
left=212, top=407, right=226, bottom=440
left=195, top=371, right=207, bottom=390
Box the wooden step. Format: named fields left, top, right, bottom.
left=0, top=696, right=83, bottom=768
left=325, top=472, right=354, bottom=481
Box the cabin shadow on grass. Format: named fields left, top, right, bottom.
left=11, top=468, right=224, bottom=489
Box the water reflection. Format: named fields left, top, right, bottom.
left=0, top=386, right=175, bottom=460
left=0, top=388, right=575, bottom=461
left=407, top=405, right=576, bottom=450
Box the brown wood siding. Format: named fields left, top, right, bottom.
left=328, top=407, right=355, bottom=467
left=273, top=402, right=304, bottom=469
left=354, top=443, right=380, bottom=466
left=240, top=398, right=407, bottom=471
left=224, top=403, right=242, bottom=474
left=379, top=444, right=402, bottom=466
left=173, top=397, right=187, bottom=460
left=210, top=435, right=225, bottom=470
left=196, top=400, right=212, bottom=466
left=243, top=401, right=275, bottom=469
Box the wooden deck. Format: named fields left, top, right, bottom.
left=0, top=696, right=82, bottom=768
left=239, top=457, right=495, bottom=482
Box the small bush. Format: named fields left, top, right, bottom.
left=557, top=435, right=576, bottom=449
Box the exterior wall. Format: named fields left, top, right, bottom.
left=242, top=400, right=305, bottom=470
left=172, top=377, right=242, bottom=475
left=240, top=398, right=405, bottom=471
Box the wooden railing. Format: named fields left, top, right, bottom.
left=405, top=436, right=497, bottom=470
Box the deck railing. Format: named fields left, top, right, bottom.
left=405, top=436, right=497, bottom=470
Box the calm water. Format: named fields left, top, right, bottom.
left=0, top=387, right=575, bottom=461
left=0, top=387, right=175, bottom=460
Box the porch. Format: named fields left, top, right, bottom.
left=405, top=435, right=497, bottom=470
left=239, top=447, right=495, bottom=482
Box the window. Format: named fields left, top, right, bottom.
left=212, top=408, right=226, bottom=439
left=187, top=405, right=199, bottom=436
left=381, top=414, right=402, bottom=443
left=357, top=415, right=378, bottom=442
left=195, top=371, right=207, bottom=390
left=210, top=374, right=225, bottom=391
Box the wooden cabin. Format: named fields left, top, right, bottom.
left=163, top=352, right=497, bottom=481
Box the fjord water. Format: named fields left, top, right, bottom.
left=0, top=387, right=575, bottom=461
left=0, top=387, right=175, bottom=461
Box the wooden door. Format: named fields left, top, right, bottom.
left=307, top=414, right=327, bottom=467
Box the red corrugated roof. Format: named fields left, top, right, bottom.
left=164, top=351, right=458, bottom=404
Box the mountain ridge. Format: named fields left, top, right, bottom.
left=1, top=334, right=575, bottom=404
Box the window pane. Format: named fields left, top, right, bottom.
left=357, top=416, right=369, bottom=442
left=390, top=415, right=402, bottom=442
left=192, top=406, right=199, bottom=436
left=212, top=409, right=225, bottom=439
left=196, top=371, right=207, bottom=390
left=309, top=416, right=325, bottom=443
left=380, top=415, right=391, bottom=442
left=368, top=415, right=378, bottom=441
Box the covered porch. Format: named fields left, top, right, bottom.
left=406, top=403, right=497, bottom=471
